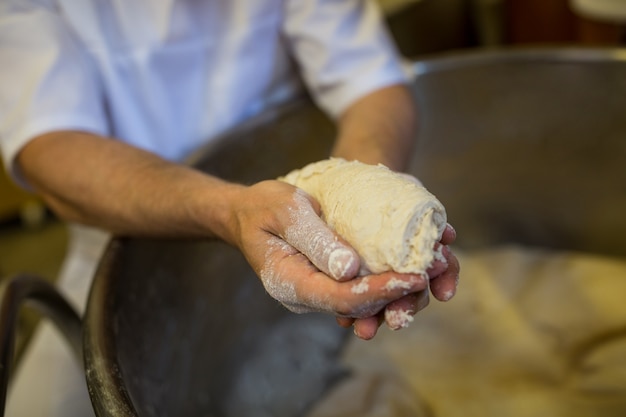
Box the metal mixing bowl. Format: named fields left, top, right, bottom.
left=63, top=48, right=626, bottom=416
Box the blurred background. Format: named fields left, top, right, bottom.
left=1, top=0, right=625, bottom=358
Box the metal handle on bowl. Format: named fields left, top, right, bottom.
left=0, top=274, right=82, bottom=416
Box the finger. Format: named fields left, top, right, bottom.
left=430, top=249, right=460, bottom=302
left=353, top=315, right=383, bottom=340
left=416, top=288, right=430, bottom=311
left=336, top=272, right=429, bottom=318
left=440, top=223, right=457, bottom=245
left=383, top=289, right=430, bottom=330
left=293, top=269, right=429, bottom=318
left=336, top=316, right=355, bottom=328
left=282, top=189, right=360, bottom=281
left=338, top=315, right=384, bottom=339
left=384, top=293, right=418, bottom=330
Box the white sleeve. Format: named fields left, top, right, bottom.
left=0, top=2, right=108, bottom=186
left=283, top=0, right=411, bottom=118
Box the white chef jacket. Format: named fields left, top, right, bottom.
left=0, top=0, right=409, bottom=185
left=1, top=3, right=409, bottom=415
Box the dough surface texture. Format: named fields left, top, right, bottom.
left=280, top=158, right=447, bottom=275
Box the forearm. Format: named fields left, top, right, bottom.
left=331, top=84, right=417, bottom=171
left=17, top=130, right=242, bottom=239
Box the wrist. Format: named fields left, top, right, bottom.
left=190, top=177, right=247, bottom=245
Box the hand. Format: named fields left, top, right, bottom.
left=228, top=180, right=429, bottom=319
left=335, top=224, right=460, bottom=340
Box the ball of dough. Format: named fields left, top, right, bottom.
left=280, top=158, right=447, bottom=275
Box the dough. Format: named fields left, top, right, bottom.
left=280, top=158, right=447, bottom=275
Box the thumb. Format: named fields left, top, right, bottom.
left=282, top=189, right=360, bottom=281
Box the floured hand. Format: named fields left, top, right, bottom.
left=227, top=180, right=429, bottom=327
left=336, top=224, right=460, bottom=340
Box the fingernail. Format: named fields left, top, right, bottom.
left=385, top=309, right=414, bottom=330
left=441, top=285, right=457, bottom=301
left=442, top=291, right=453, bottom=301
left=328, top=247, right=358, bottom=280
left=353, top=326, right=367, bottom=339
